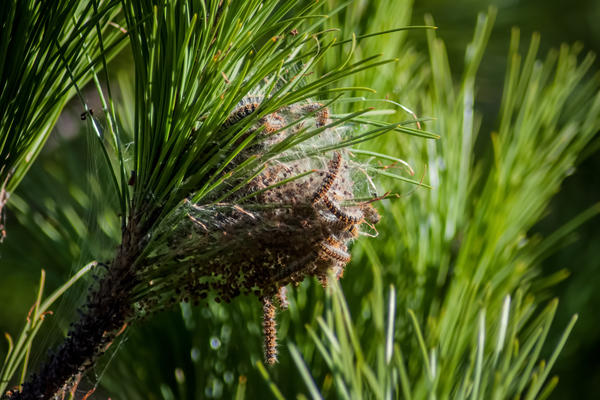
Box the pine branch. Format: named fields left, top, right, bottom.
left=5, top=1, right=426, bottom=398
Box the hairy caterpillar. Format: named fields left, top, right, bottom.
left=347, top=224, right=359, bottom=238
left=361, top=203, right=381, bottom=224
left=315, top=107, right=329, bottom=128
left=221, top=96, right=288, bottom=137
left=321, top=195, right=363, bottom=225
left=262, top=113, right=285, bottom=134
left=296, top=102, right=330, bottom=127
left=312, top=151, right=342, bottom=204
left=319, top=240, right=351, bottom=263
left=276, top=286, right=289, bottom=310
left=262, top=296, right=278, bottom=365
left=220, top=96, right=262, bottom=130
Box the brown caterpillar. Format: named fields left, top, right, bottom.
left=333, top=263, right=346, bottom=280
left=297, top=102, right=329, bottom=127
left=319, top=241, right=351, bottom=263
left=262, top=296, right=278, bottom=365
left=276, top=286, right=289, bottom=310
left=322, top=195, right=363, bottom=225
left=262, top=113, right=285, bottom=134
left=316, top=107, right=329, bottom=128
left=221, top=96, right=262, bottom=130
left=361, top=203, right=381, bottom=224
left=347, top=224, right=359, bottom=238
left=325, top=234, right=348, bottom=251
left=312, top=151, right=342, bottom=204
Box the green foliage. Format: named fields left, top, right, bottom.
left=278, top=281, right=577, bottom=400
left=1, top=1, right=599, bottom=399
left=305, top=6, right=600, bottom=400
left=0, top=0, right=125, bottom=214
left=0, top=263, right=96, bottom=395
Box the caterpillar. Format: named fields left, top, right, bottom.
left=296, top=102, right=329, bottom=127
left=221, top=96, right=287, bottom=137
left=322, top=195, right=363, bottom=225
left=316, top=107, right=329, bottom=128
left=325, top=234, right=347, bottom=251
left=276, top=286, right=289, bottom=310
left=332, top=263, right=346, bottom=280
left=220, top=96, right=263, bottom=130
left=346, top=224, right=359, bottom=238
left=312, top=151, right=342, bottom=204
left=361, top=203, right=381, bottom=224
left=262, top=296, right=278, bottom=365
left=319, top=240, right=351, bottom=263
left=262, top=113, right=285, bottom=134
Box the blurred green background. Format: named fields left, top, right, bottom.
left=1, top=0, right=599, bottom=399
left=412, top=1, right=600, bottom=398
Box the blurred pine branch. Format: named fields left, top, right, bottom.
left=299, top=5, right=600, bottom=400
left=0, top=0, right=126, bottom=238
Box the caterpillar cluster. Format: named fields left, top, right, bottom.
left=136, top=95, right=380, bottom=366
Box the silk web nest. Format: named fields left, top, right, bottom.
left=133, top=96, right=381, bottom=364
